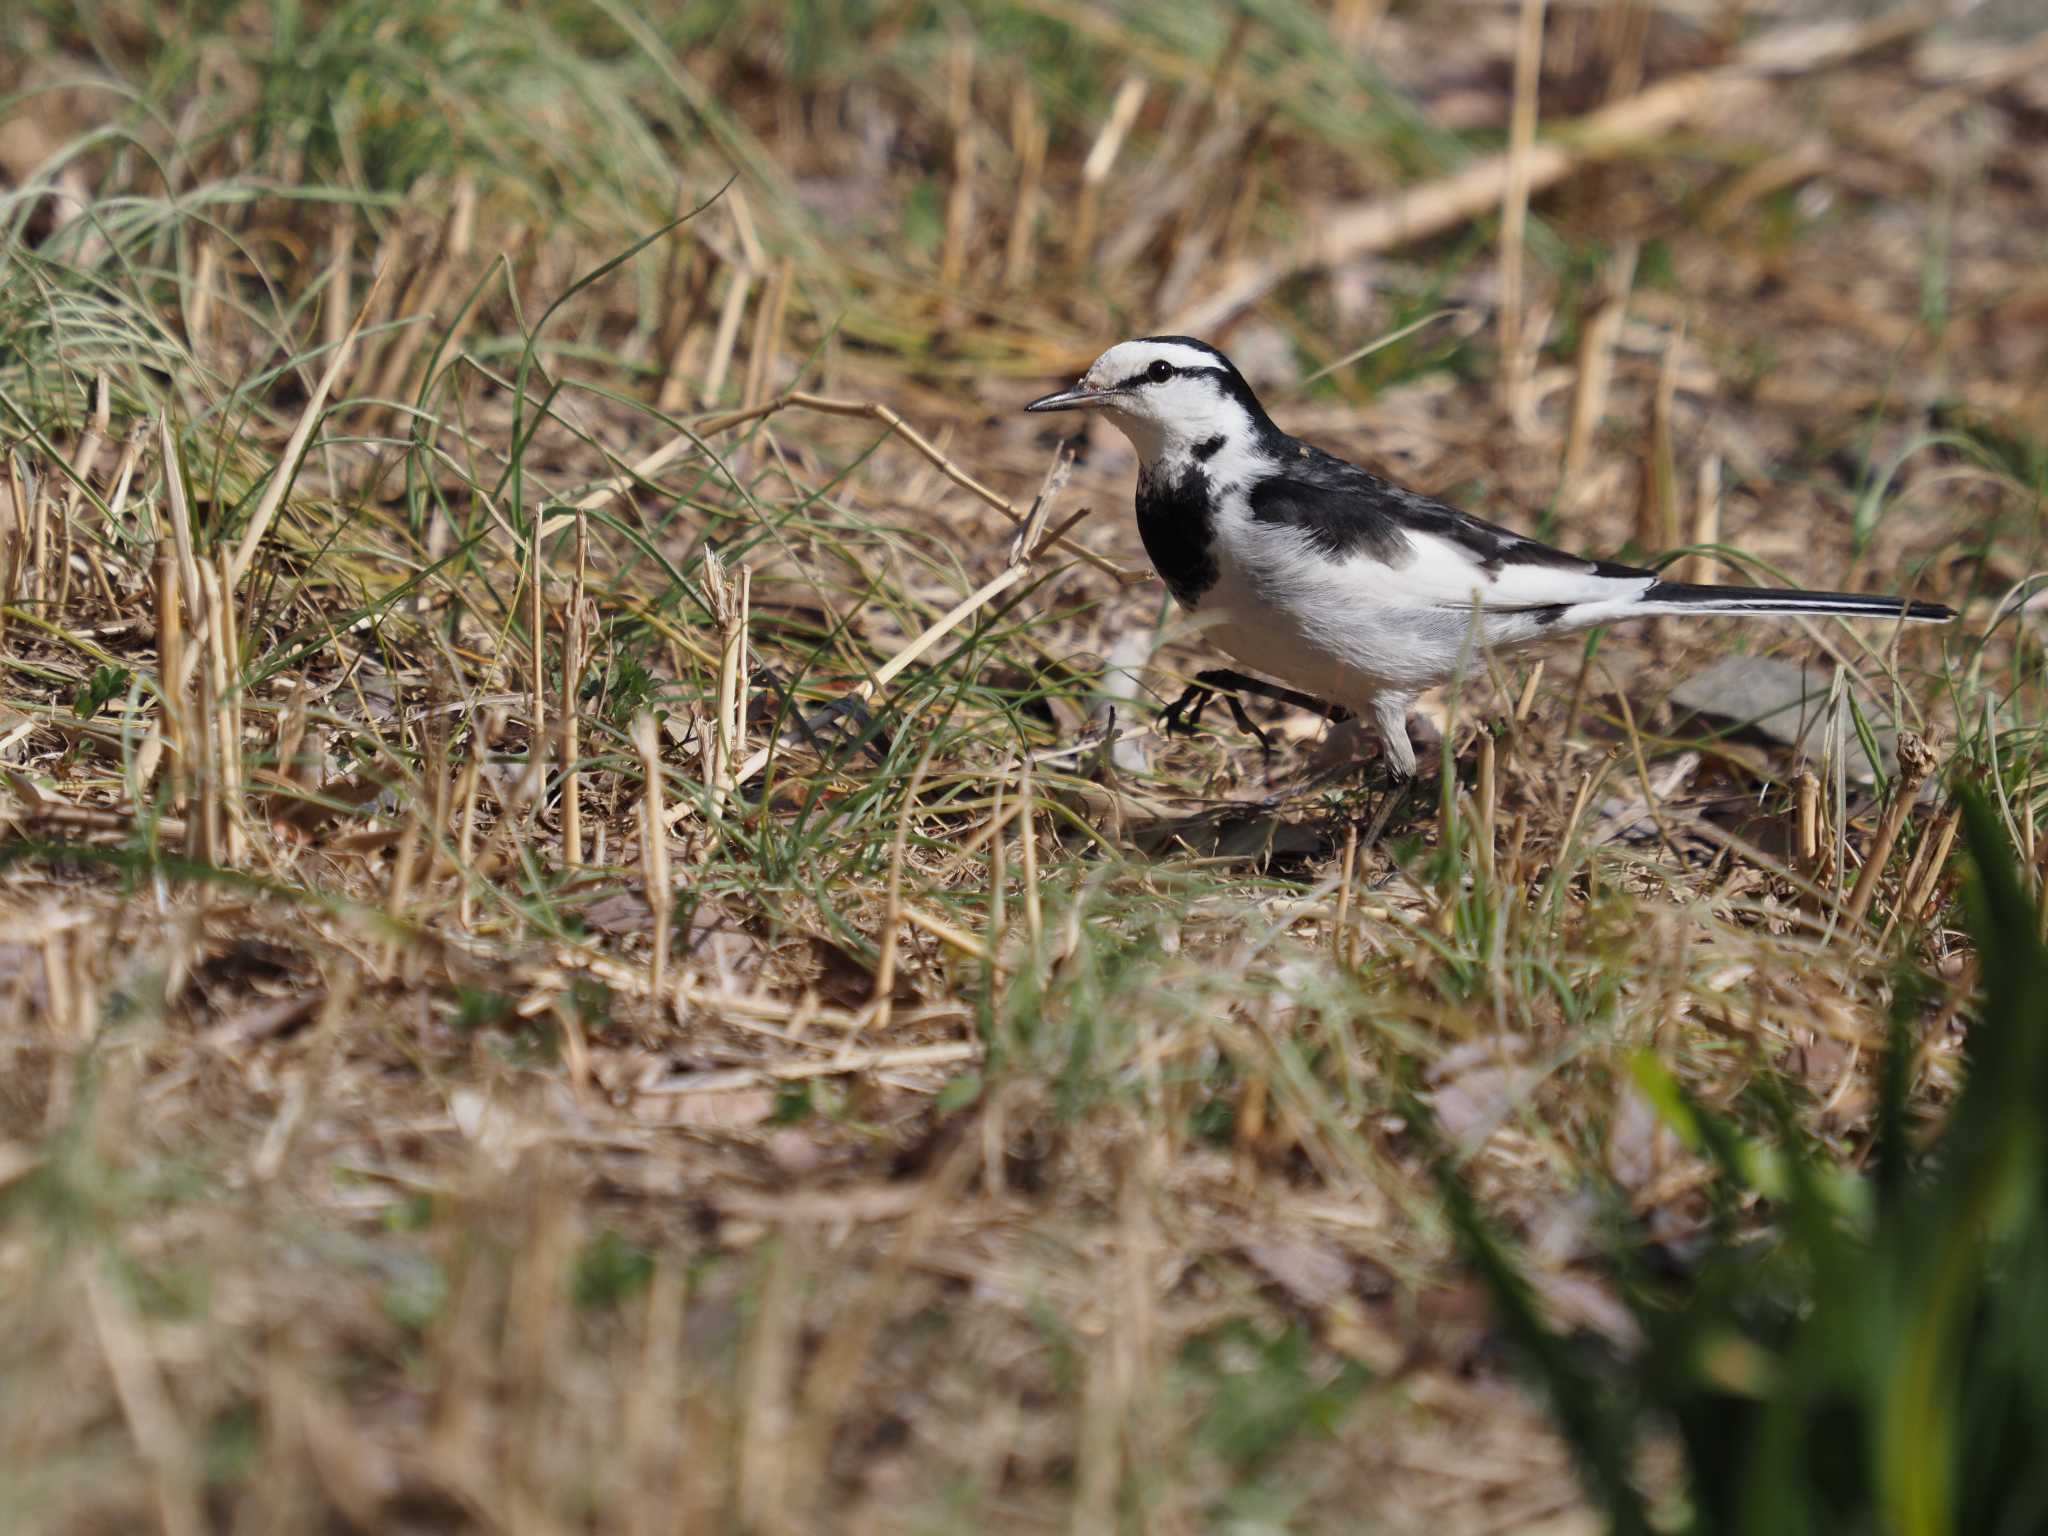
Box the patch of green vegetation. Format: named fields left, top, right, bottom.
left=571, top=1229, right=655, bottom=1310
left=202, top=1402, right=264, bottom=1488
left=1932, top=403, right=2048, bottom=496
left=453, top=986, right=517, bottom=1033
left=70, top=664, right=130, bottom=720
left=770, top=1080, right=818, bottom=1125
left=1439, top=789, right=2048, bottom=1532
left=1183, top=1317, right=1372, bottom=1470
left=380, top=1254, right=448, bottom=1334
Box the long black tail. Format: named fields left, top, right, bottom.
left=1637, top=581, right=1955, bottom=624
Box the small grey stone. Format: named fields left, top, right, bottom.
left=1668, top=655, right=1895, bottom=783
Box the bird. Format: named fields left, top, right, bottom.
left=1025, top=335, right=1955, bottom=778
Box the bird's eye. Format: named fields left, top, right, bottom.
left=1147, top=359, right=1173, bottom=383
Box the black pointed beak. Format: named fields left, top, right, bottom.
left=1024, top=383, right=1115, bottom=413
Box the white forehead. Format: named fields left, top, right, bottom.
left=1084, top=339, right=1226, bottom=386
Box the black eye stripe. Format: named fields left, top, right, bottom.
left=1110, top=363, right=1229, bottom=392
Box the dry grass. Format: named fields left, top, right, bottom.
left=2, top=1, right=2045, bottom=1530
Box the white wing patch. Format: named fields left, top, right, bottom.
left=1383, top=533, right=1656, bottom=612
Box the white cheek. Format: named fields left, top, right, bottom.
left=1161, top=380, right=1237, bottom=431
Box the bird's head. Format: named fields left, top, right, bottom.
left=1025, top=336, right=1271, bottom=466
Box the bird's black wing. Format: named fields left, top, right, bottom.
left=1247, top=441, right=1652, bottom=591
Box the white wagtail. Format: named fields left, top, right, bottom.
left=1026, top=336, right=1955, bottom=777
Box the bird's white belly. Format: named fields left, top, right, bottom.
left=1187, top=601, right=1377, bottom=703
left=1187, top=532, right=1497, bottom=704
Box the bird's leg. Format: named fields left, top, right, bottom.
left=1336, top=691, right=1422, bottom=852
left=1354, top=771, right=1413, bottom=855
left=1199, top=670, right=1352, bottom=723
left=1159, top=668, right=1350, bottom=747
left=1369, top=693, right=1419, bottom=781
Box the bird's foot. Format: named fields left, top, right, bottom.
left=1159, top=681, right=1217, bottom=739
left=1161, top=669, right=1345, bottom=758
left=1159, top=680, right=1273, bottom=757
left=1215, top=690, right=1276, bottom=758
left=1160, top=683, right=1277, bottom=774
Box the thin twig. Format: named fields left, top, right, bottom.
left=631, top=712, right=673, bottom=1001
left=1845, top=731, right=1936, bottom=927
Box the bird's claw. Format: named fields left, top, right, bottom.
left=1160, top=683, right=1276, bottom=757
left=1160, top=682, right=1216, bottom=738
left=1216, top=690, right=1277, bottom=758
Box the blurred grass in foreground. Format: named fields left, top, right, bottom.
left=1442, top=786, right=2048, bottom=1535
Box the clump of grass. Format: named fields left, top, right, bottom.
left=1437, top=788, right=2048, bottom=1533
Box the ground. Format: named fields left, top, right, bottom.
left=2, top=2, right=2045, bottom=1532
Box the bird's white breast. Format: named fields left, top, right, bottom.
left=1190, top=504, right=1583, bottom=704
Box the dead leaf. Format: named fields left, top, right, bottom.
left=1241, top=1229, right=1353, bottom=1311
left=629, top=1088, right=777, bottom=1129
left=1430, top=1064, right=1546, bottom=1151
left=580, top=889, right=654, bottom=935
